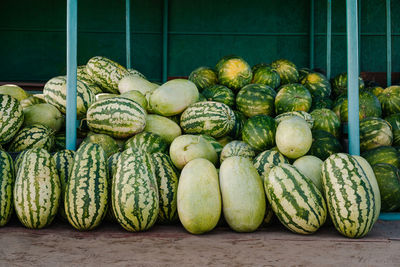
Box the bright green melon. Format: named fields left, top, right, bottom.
left=216, top=56, right=252, bottom=91
left=360, top=117, right=393, bottom=152
left=220, top=141, right=256, bottom=164
left=0, top=84, right=30, bottom=101
left=293, top=155, right=324, bottom=192
left=251, top=63, right=269, bottom=73
left=300, top=72, right=331, bottom=98
left=270, top=59, right=299, bottom=85
left=275, top=84, right=312, bottom=114
left=145, top=114, right=182, bottom=144
left=361, top=146, right=400, bottom=169
left=242, top=115, right=277, bottom=152
left=0, top=94, right=24, bottom=144
left=236, top=84, right=276, bottom=117
left=332, top=93, right=347, bottom=120
left=253, top=150, right=289, bottom=178
left=0, top=150, right=14, bottom=227
left=308, top=130, right=342, bottom=161
left=8, top=125, right=55, bottom=153
left=340, top=91, right=382, bottom=122
left=378, top=85, right=400, bottom=116
left=178, top=158, right=221, bottom=234
left=372, top=163, right=400, bottom=212
left=201, top=85, right=235, bottom=107
left=124, top=132, right=168, bottom=154
left=385, top=113, right=400, bottom=146
left=251, top=65, right=281, bottom=89
left=310, top=108, right=341, bottom=138
left=188, top=66, right=218, bottom=91
left=23, top=103, right=64, bottom=132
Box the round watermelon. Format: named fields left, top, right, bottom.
left=385, top=113, right=400, bottom=146
left=360, top=117, right=393, bottom=152
left=215, top=56, right=252, bottom=91
left=236, top=84, right=276, bottom=117
left=331, top=72, right=365, bottom=96
left=340, top=91, right=382, bottom=123
left=361, top=146, right=400, bottom=169
left=372, top=163, right=400, bottom=212
left=274, top=84, right=312, bottom=114
left=300, top=72, right=331, bottom=98
left=308, top=130, right=342, bottom=160
left=253, top=150, right=289, bottom=178
left=201, top=85, right=235, bottom=107
left=188, top=66, right=218, bottom=91
left=310, top=108, right=341, bottom=138
left=270, top=59, right=299, bottom=85
left=378, top=86, right=400, bottom=116
left=242, top=115, right=277, bottom=152
left=310, top=97, right=333, bottom=111
left=229, top=110, right=247, bottom=140
left=251, top=65, right=281, bottom=89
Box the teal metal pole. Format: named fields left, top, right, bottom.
left=326, top=0, right=332, bottom=79
left=66, top=0, right=77, bottom=150
left=126, top=0, right=131, bottom=69
left=162, top=0, right=169, bottom=83
left=309, top=0, right=315, bottom=69
left=358, top=0, right=361, bottom=72
left=386, top=0, right=392, bottom=86
left=346, top=0, right=360, bottom=156
left=379, top=212, right=400, bottom=221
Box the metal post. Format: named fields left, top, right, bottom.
left=66, top=0, right=77, bottom=150
left=326, top=0, right=332, bottom=79
left=346, top=0, right=360, bottom=156
left=386, top=0, right=392, bottom=86
left=162, top=0, right=169, bottom=83
left=358, top=0, right=361, bottom=72
left=309, top=0, right=315, bottom=69
left=126, top=0, right=131, bottom=69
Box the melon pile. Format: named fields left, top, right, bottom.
left=0, top=55, right=398, bottom=238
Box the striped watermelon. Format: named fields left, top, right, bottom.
left=310, top=96, right=333, bottom=111
left=360, top=117, right=393, bottom=152
left=0, top=84, right=30, bottom=101
left=366, top=86, right=384, bottom=97
left=112, top=148, right=159, bottom=232
left=372, top=163, right=400, bottom=212
left=188, top=66, right=218, bottom=91
left=53, top=133, right=66, bottom=152
left=52, top=150, right=75, bottom=221
left=0, top=94, right=24, bottom=144
left=361, top=146, right=400, bottom=169
left=378, top=86, right=400, bottom=116
left=308, top=130, right=342, bottom=161
left=275, top=84, right=312, bottom=114
left=86, top=56, right=129, bottom=94
left=82, top=133, right=120, bottom=157
left=298, top=68, right=312, bottom=81
left=300, top=72, right=331, bottom=98
left=8, top=125, right=55, bottom=153
left=331, top=73, right=365, bottom=96
left=144, top=114, right=182, bottom=144
left=77, top=65, right=104, bottom=95
left=180, top=101, right=235, bottom=138
left=251, top=65, right=281, bottom=89
left=310, top=108, right=341, bottom=138
left=236, top=84, right=276, bottom=117
left=20, top=95, right=46, bottom=110
left=322, top=153, right=377, bottom=238
left=14, top=148, right=60, bottom=229
left=124, top=132, right=168, bottom=154
left=340, top=91, right=382, bottom=122
left=220, top=141, right=256, bottom=164
left=106, top=152, right=122, bottom=222
left=65, top=143, right=108, bottom=231
left=201, top=135, right=223, bottom=158
left=151, top=152, right=179, bottom=224
left=275, top=111, right=314, bottom=129
left=385, top=113, right=400, bottom=146
left=242, top=115, right=277, bottom=152
left=270, top=59, right=299, bottom=85
left=265, top=164, right=327, bottom=234
left=332, top=93, right=347, bottom=120
left=216, top=56, right=252, bottom=91
left=13, top=150, right=28, bottom=176
left=253, top=150, right=289, bottom=178
left=120, top=90, right=148, bottom=110
left=252, top=63, right=268, bottom=73
left=43, top=76, right=96, bottom=119
left=201, top=85, right=235, bottom=107
left=229, top=110, right=247, bottom=140
left=128, top=68, right=146, bottom=79
left=0, top=150, right=14, bottom=226
left=86, top=97, right=146, bottom=139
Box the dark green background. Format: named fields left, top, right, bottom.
left=0, top=0, right=398, bottom=83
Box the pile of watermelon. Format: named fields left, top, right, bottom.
left=0, top=54, right=399, bottom=239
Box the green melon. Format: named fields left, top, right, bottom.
left=372, top=163, right=400, bottom=212
left=20, top=95, right=46, bottom=110
left=201, top=85, right=235, bottom=107
left=275, top=84, right=312, bottom=114
left=82, top=133, right=120, bottom=157
left=308, top=130, right=342, bottom=161
left=301, top=72, right=331, bottom=98
left=310, top=108, right=341, bottom=138
left=361, top=146, right=400, bottom=169
left=242, top=115, right=277, bottom=152
left=118, top=75, right=158, bottom=96
left=293, top=155, right=324, bottom=192
left=251, top=65, right=281, bottom=89
left=0, top=84, right=30, bottom=101
left=216, top=56, right=252, bottom=91
left=360, top=117, right=393, bottom=151
left=23, top=103, right=64, bottom=132
left=275, top=111, right=314, bottom=129
left=229, top=110, right=247, bottom=140
left=120, top=90, right=148, bottom=110
left=124, top=132, right=168, bottom=154
left=8, top=125, right=55, bottom=153
left=220, top=141, right=256, bottom=163
left=0, top=150, right=14, bottom=227
left=0, top=94, right=24, bottom=144
left=310, top=97, right=333, bottom=111
left=331, top=73, right=365, bottom=96
left=188, top=67, right=218, bottom=91
left=77, top=65, right=104, bottom=95
left=236, top=84, right=276, bottom=117
left=253, top=150, right=289, bottom=178
left=385, top=113, right=400, bottom=146
left=378, top=85, right=400, bottom=116
left=270, top=59, right=299, bottom=85
left=340, top=91, right=382, bottom=122
left=366, top=86, right=384, bottom=98
left=144, top=114, right=181, bottom=144
left=201, top=135, right=223, bottom=158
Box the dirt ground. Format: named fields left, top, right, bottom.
left=1, top=218, right=400, bottom=267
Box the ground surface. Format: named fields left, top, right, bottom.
left=0, top=219, right=400, bottom=266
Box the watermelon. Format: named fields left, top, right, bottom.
left=378, top=85, right=400, bottom=116
left=251, top=65, right=281, bottom=89
left=300, top=72, right=331, bottom=98
left=106, top=152, right=122, bottom=222
left=65, top=143, right=108, bottom=231
left=52, top=150, right=75, bottom=221
left=95, top=93, right=118, bottom=102
left=14, top=148, right=60, bottom=229
left=253, top=150, right=289, bottom=178
left=77, top=65, right=104, bottom=95
left=197, top=93, right=207, bottom=102
left=385, top=113, right=400, bottom=146
left=112, top=148, right=159, bottom=232
left=275, top=111, right=314, bottom=129
left=219, top=157, right=265, bottom=232
left=361, top=146, right=400, bottom=169
left=340, top=91, right=382, bottom=122
left=151, top=152, right=179, bottom=224
left=118, top=75, right=159, bottom=96
left=366, top=86, right=384, bottom=97
left=145, top=114, right=182, bottom=144
left=0, top=84, right=30, bottom=101
left=270, top=59, right=299, bottom=85
left=169, top=135, right=217, bottom=169
left=331, top=73, right=365, bottom=96
left=180, top=101, right=235, bottom=138
left=298, top=68, right=312, bottom=81
left=332, top=93, right=347, bottom=120
left=127, top=68, right=146, bottom=79
left=53, top=133, right=66, bottom=152
left=178, top=158, right=221, bottom=234
left=242, top=115, right=277, bottom=152
left=236, top=84, right=276, bottom=117
left=8, top=125, right=55, bottom=153
left=308, top=130, right=342, bottom=161
left=216, top=56, right=252, bottom=91
left=20, top=95, right=46, bottom=110
left=86, top=56, right=129, bottom=94
left=86, top=97, right=146, bottom=139
left=13, top=150, right=28, bottom=176
left=372, top=163, right=400, bottom=212
left=293, top=155, right=324, bottom=192
left=201, top=85, right=235, bottom=107
left=220, top=141, right=256, bottom=163
left=0, top=150, right=14, bottom=227
left=188, top=66, right=218, bottom=91
left=274, top=84, right=312, bottom=114
left=251, top=63, right=269, bottom=73
left=23, top=103, right=64, bottom=132
left=310, top=108, right=341, bottom=138
left=0, top=94, right=24, bottom=144
left=82, top=133, right=120, bottom=157
left=124, top=132, right=168, bottom=154
left=310, top=97, right=333, bottom=111
left=265, top=164, right=326, bottom=234
left=229, top=110, right=247, bottom=140
left=43, top=76, right=96, bottom=119
left=360, top=117, right=392, bottom=151
left=276, top=117, right=312, bottom=159
left=201, top=135, right=223, bottom=157
left=322, top=153, right=377, bottom=238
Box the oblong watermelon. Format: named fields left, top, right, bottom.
left=310, top=108, right=341, bottom=138
left=0, top=150, right=14, bottom=227
left=236, top=84, right=276, bottom=117
left=0, top=94, right=24, bottom=144
left=188, top=66, right=218, bottom=91
left=253, top=150, right=289, bottom=178
left=242, top=115, right=277, bottom=152
left=372, top=163, right=400, bottom=212
left=274, top=84, right=312, bottom=115
left=8, top=124, right=55, bottom=153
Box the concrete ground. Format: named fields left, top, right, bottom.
left=1, top=218, right=400, bottom=266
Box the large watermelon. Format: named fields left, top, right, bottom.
left=0, top=94, right=24, bottom=144
left=385, top=113, right=400, bottom=146
left=201, top=85, right=235, bottom=107
left=236, top=84, right=276, bottom=117
left=331, top=73, right=365, bottom=96
left=308, top=130, right=342, bottom=161
left=105, top=152, right=122, bottom=222
left=378, top=86, right=400, bottom=116
left=242, top=115, right=277, bottom=152
left=251, top=65, right=281, bottom=89
left=124, top=132, right=168, bottom=154
left=77, top=65, right=104, bottom=95
left=188, top=66, right=218, bottom=91
left=8, top=125, right=55, bottom=153
left=0, top=84, right=30, bottom=101
left=229, top=110, right=247, bottom=140
left=300, top=72, right=331, bottom=98
left=359, top=117, right=393, bottom=151
left=310, top=108, right=341, bottom=138
left=0, top=150, right=14, bottom=227
left=270, top=59, right=299, bottom=85
left=361, top=146, right=400, bottom=169
left=340, top=91, right=382, bottom=122
left=372, top=163, right=400, bottom=212
left=253, top=150, right=289, bottom=178
left=216, top=56, right=252, bottom=91
left=274, top=84, right=312, bottom=114
left=220, top=141, right=256, bottom=164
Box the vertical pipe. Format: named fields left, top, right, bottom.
left=386, top=0, right=392, bottom=87
left=358, top=0, right=361, bottom=72
left=346, top=0, right=360, bottom=156
left=309, top=0, right=315, bottom=69
left=162, top=0, right=169, bottom=83
left=126, top=0, right=131, bottom=69
left=66, top=0, right=77, bottom=150
left=326, top=0, right=332, bottom=79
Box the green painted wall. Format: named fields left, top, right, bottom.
left=0, top=0, right=398, bottom=83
